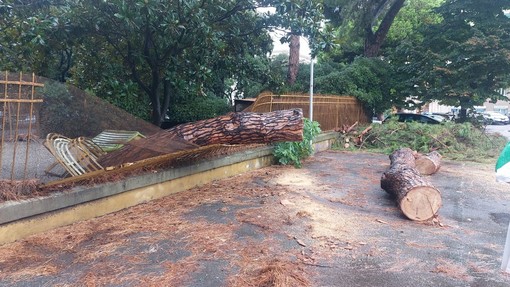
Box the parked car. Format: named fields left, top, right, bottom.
left=481, top=111, right=509, bottom=125
left=422, top=112, right=452, bottom=122
left=383, top=113, right=442, bottom=124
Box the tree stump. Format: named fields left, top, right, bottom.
left=414, top=151, right=442, bottom=175
left=381, top=148, right=442, bottom=221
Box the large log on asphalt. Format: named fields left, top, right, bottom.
left=381, top=148, right=442, bottom=221
left=388, top=147, right=417, bottom=167
left=414, top=151, right=442, bottom=175
left=99, top=109, right=304, bottom=167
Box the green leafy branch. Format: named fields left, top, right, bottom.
left=273, top=118, right=321, bottom=168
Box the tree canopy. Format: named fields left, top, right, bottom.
left=1, top=0, right=276, bottom=125
left=258, top=0, right=326, bottom=85
left=323, top=0, right=406, bottom=58
left=390, top=0, right=510, bottom=117
left=2, top=0, right=510, bottom=125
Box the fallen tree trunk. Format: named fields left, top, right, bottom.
left=381, top=148, right=442, bottom=221
left=99, top=109, right=304, bottom=167
left=162, top=108, right=304, bottom=146
left=414, top=151, right=442, bottom=175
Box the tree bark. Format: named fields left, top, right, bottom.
left=287, top=34, right=301, bottom=85
left=415, top=151, right=442, bottom=175
left=364, top=0, right=405, bottom=57
left=381, top=148, right=442, bottom=221
left=99, top=109, right=304, bottom=166
left=162, top=108, right=304, bottom=146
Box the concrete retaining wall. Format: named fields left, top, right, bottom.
left=0, top=132, right=338, bottom=245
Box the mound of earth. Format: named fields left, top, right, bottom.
left=36, top=77, right=161, bottom=138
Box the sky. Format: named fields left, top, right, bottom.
left=257, top=7, right=312, bottom=62
left=270, top=30, right=312, bottom=63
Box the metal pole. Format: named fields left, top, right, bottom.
left=309, top=57, right=314, bottom=121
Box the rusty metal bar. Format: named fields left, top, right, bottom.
left=0, top=80, right=44, bottom=87
left=0, top=99, right=43, bottom=103
left=0, top=72, right=6, bottom=176
left=10, top=72, right=22, bottom=179
left=0, top=71, right=44, bottom=180
left=23, top=73, right=38, bottom=178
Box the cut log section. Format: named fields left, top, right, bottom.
left=414, top=151, right=442, bottom=175
left=381, top=148, right=442, bottom=221
left=99, top=109, right=304, bottom=167
left=388, top=146, right=417, bottom=167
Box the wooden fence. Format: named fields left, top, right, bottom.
left=246, top=93, right=370, bottom=131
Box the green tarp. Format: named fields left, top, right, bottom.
left=496, top=142, right=510, bottom=183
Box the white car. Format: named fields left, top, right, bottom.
left=482, top=111, right=509, bottom=125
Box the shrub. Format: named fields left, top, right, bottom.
left=273, top=118, right=321, bottom=168
left=167, top=96, right=233, bottom=125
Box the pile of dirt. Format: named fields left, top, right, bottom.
left=37, top=78, right=161, bottom=139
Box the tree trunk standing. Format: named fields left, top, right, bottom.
left=458, top=107, right=469, bottom=122
left=287, top=34, right=301, bottom=85
left=363, top=0, right=405, bottom=57
left=161, top=79, right=173, bottom=124
left=415, top=151, right=442, bottom=175
left=150, top=91, right=162, bottom=127
left=381, top=148, right=442, bottom=221
left=99, top=109, right=305, bottom=166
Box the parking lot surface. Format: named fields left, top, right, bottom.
left=1, top=150, right=510, bottom=286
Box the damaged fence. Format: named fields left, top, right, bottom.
left=0, top=72, right=44, bottom=180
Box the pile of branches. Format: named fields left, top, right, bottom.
left=336, top=120, right=507, bottom=161
left=335, top=122, right=372, bottom=149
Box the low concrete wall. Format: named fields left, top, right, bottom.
left=0, top=132, right=338, bottom=245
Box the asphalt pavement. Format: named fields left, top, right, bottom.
left=1, top=151, right=510, bottom=286
left=486, top=124, right=510, bottom=140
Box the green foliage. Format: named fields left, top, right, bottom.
left=316, top=57, right=398, bottom=113
left=167, top=96, right=232, bottom=125
left=82, top=79, right=151, bottom=121
left=260, top=0, right=328, bottom=57
left=1, top=0, right=274, bottom=126
left=273, top=118, right=321, bottom=168
left=0, top=0, right=78, bottom=81
left=346, top=121, right=507, bottom=163
left=234, top=54, right=287, bottom=99
left=385, top=0, right=444, bottom=47
left=38, top=81, right=92, bottom=138
left=271, top=57, right=399, bottom=115
left=389, top=0, right=510, bottom=117
left=323, top=0, right=406, bottom=57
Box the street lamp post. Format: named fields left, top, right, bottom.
left=309, top=56, right=314, bottom=121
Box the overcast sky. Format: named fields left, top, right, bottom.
left=270, top=30, right=312, bottom=62
left=257, top=7, right=312, bottom=62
